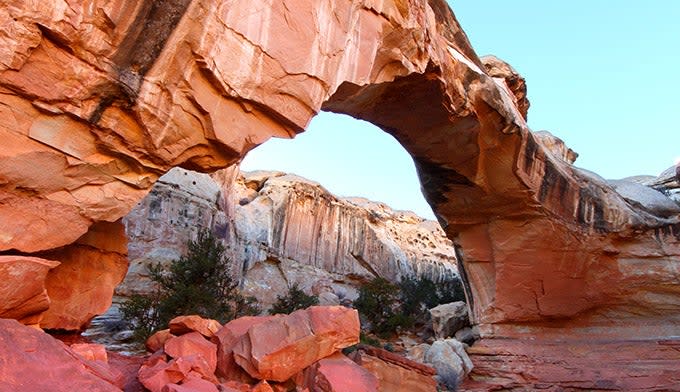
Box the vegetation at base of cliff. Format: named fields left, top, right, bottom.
left=120, top=229, right=260, bottom=342
left=269, top=283, right=319, bottom=315
left=354, top=275, right=466, bottom=338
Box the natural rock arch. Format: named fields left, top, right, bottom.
left=0, top=0, right=678, bottom=340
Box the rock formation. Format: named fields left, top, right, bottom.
left=138, top=308, right=439, bottom=392
left=119, top=167, right=459, bottom=308
left=1, top=0, right=679, bottom=388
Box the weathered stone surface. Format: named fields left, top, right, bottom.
left=481, top=55, right=530, bottom=120
left=161, top=377, right=219, bottom=392
left=233, top=306, right=359, bottom=382
left=429, top=301, right=469, bottom=339
left=533, top=130, right=579, bottom=164
left=147, top=329, right=175, bottom=353
left=461, top=338, right=680, bottom=391
left=349, top=346, right=437, bottom=392
left=422, top=339, right=473, bottom=387
left=0, top=319, right=122, bottom=391
left=164, top=332, right=218, bottom=380
left=169, top=315, right=222, bottom=339
left=301, top=352, right=379, bottom=392
left=119, top=167, right=459, bottom=311
left=70, top=343, right=109, bottom=363
left=213, top=315, right=276, bottom=382
left=0, top=255, right=60, bottom=325
left=39, top=220, right=128, bottom=331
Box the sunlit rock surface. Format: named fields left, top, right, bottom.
left=119, top=167, right=459, bottom=308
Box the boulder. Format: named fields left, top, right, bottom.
left=0, top=255, right=60, bottom=325
left=147, top=329, right=175, bottom=353
left=423, top=339, right=474, bottom=387
left=40, top=221, right=129, bottom=330
left=349, top=346, right=437, bottom=392
left=429, top=302, right=469, bottom=339
left=70, top=343, right=109, bottom=363
left=301, top=352, right=379, bottom=392
left=161, top=377, right=219, bottom=392
left=233, top=306, right=359, bottom=382
left=608, top=179, right=680, bottom=217
left=213, top=315, right=277, bottom=382
left=164, top=332, right=218, bottom=379
left=251, top=381, right=275, bottom=392
left=454, top=327, right=476, bottom=346
left=138, top=354, right=217, bottom=392
left=169, top=315, right=222, bottom=338
left=0, top=319, right=122, bottom=391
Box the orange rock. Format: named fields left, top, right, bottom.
left=213, top=315, right=277, bottom=382
left=147, top=329, right=175, bottom=353
left=300, top=352, right=378, bottom=392
left=39, top=221, right=128, bottom=330
left=139, top=354, right=217, bottom=392
left=161, top=376, right=219, bottom=392
left=169, top=315, right=222, bottom=338
left=233, top=306, right=359, bottom=382
left=70, top=343, right=109, bottom=363
left=218, top=380, right=252, bottom=392
left=349, top=346, right=436, bottom=392
left=164, top=332, right=218, bottom=380
left=0, top=255, right=60, bottom=325
left=0, top=319, right=122, bottom=391
left=250, top=380, right=274, bottom=392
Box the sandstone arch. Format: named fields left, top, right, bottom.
left=0, top=0, right=679, bottom=345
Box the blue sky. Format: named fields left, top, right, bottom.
left=242, top=2, right=679, bottom=220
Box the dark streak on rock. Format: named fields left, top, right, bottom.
left=453, top=242, right=475, bottom=321
left=576, top=188, right=608, bottom=232
left=415, top=157, right=474, bottom=207
left=90, top=0, right=193, bottom=123
left=523, top=133, right=539, bottom=174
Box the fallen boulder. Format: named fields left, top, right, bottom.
left=0, top=319, right=122, bottom=391
left=232, top=306, right=359, bottom=382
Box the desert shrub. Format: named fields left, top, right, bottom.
left=354, top=277, right=413, bottom=337
left=270, top=284, right=319, bottom=315
left=436, top=277, right=466, bottom=305
left=400, top=276, right=467, bottom=320
left=120, top=230, right=260, bottom=342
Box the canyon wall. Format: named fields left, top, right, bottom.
left=0, top=2, right=679, bottom=387
left=120, top=167, right=458, bottom=308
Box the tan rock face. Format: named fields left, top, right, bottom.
left=1, top=0, right=679, bottom=386
left=119, top=167, right=459, bottom=309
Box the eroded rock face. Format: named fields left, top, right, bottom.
left=0, top=255, right=60, bottom=325
left=119, top=167, right=459, bottom=309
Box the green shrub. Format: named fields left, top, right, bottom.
left=354, top=277, right=412, bottom=337
left=270, top=284, right=319, bottom=315
left=399, top=276, right=466, bottom=322
left=354, top=275, right=466, bottom=337
left=120, top=230, right=260, bottom=342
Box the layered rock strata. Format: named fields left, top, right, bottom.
left=119, top=167, right=459, bottom=307
left=0, top=0, right=679, bottom=388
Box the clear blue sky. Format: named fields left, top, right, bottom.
left=242, top=2, right=679, bottom=220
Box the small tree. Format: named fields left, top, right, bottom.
left=121, top=230, right=259, bottom=341
left=354, top=277, right=412, bottom=337
left=270, top=284, right=319, bottom=315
